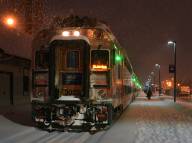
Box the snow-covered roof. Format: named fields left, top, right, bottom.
left=50, top=35, right=90, bottom=44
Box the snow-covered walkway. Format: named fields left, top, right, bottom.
left=132, top=96, right=192, bottom=143
left=1, top=92, right=192, bottom=143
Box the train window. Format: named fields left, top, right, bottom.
left=91, top=50, right=109, bottom=66
left=66, top=50, right=79, bottom=68
left=35, top=50, right=49, bottom=69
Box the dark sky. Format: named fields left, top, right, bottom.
left=1, top=0, right=192, bottom=83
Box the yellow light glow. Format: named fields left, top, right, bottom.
left=4, top=17, right=15, bottom=27
left=92, top=64, right=107, bottom=70
left=62, top=31, right=69, bottom=36
left=73, top=31, right=80, bottom=36
left=166, top=81, right=172, bottom=87
left=7, top=18, right=14, bottom=25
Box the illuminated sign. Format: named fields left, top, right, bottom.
left=92, top=64, right=107, bottom=70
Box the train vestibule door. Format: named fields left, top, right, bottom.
left=53, top=40, right=89, bottom=99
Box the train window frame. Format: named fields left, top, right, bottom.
left=35, top=50, right=49, bottom=69
left=90, top=49, right=110, bottom=68
left=66, top=50, right=80, bottom=69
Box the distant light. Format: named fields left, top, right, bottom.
left=131, top=77, right=136, bottom=82
left=168, top=41, right=176, bottom=47
left=166, top=81, right=172, bottom=87
left=73, top=31, right=80, bottom=36
left=115, top=54, right=122, bottom=62
left=62, top=31, right=69, bottom=36
left=113, top=44, right=118, bottom=49
left=155, top=64, right=160, bottom=68
left=168, top=41, right=174, bottom=45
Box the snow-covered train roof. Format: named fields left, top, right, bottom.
left=32, top=15, right=116, bottom=47
left=50, top=15, right=111, bottom=31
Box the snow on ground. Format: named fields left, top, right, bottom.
left=1, top=92, right=192, bottom=143
left=133, top=98, right=192, bottom=143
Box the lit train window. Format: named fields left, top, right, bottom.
left=91, top=50, right=109, bottom=67
left=66, top=50, right=79, bottom=68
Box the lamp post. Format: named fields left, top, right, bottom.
left=155, top=64, right=161, bottom=96
left=168, top=40, right=176, bottom=102
left=148, top=75, right=152, bottom=85
left=150, top=71, right=155, bottom=94
left=151, top=71, right=155, bottom=85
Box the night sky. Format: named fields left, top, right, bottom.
left=1, top=0, right=192, bottom=83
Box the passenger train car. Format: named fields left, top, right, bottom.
left=31, top=16, right=141, bottom=131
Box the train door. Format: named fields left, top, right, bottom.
left=51, top=40, right=90, bottom=99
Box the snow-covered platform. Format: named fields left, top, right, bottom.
left=1, top=92, right=192, bottom=143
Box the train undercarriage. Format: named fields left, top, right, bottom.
left=32, top=100, right=115, bottom=132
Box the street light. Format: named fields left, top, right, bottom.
left=155, top=64, right=161, bottom=96
left=168, top=40, right=176, bottom=102
left=6, top=18, right=14, bottom=26
left=2, top=16, right=16, bottom=28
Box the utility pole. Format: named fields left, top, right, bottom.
left=168, top=41, right=177, bottom=102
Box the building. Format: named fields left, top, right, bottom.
left=0, top=0, right=46, bottom=107
left=0, top=53, right=31, bottom=106
left=0, top=25, right=32, bottom=107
